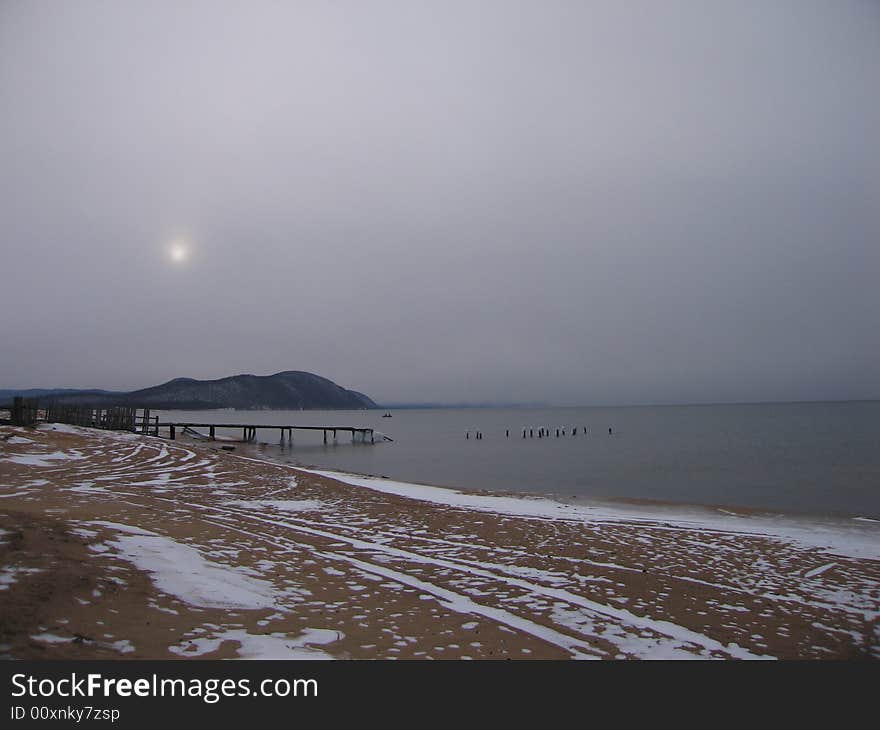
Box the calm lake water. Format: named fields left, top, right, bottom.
left=158, top=401, right=880, bottom=518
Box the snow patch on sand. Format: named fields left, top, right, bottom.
left=90, top=521, right=284, bottom=610
left=39, top=423, right=86, bottom=435
left=31, top=633, right=73, bottom=644
left=170, top=627, right=340, bottom=659
left=67, top=481, right=106, bottom=494
left=1, top=566, right=43, bottom=589
left=225, top=499, right=323, bottom=513
left=4, top=436, right=35, bottom=445
left=111, top=639, right=135, bottom=654
left=3, top=450, right=85, bottom=467
left=804, top=562, right=837, bottom=579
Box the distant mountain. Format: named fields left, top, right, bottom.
left=127, top=371, right=377, bottom=410
left=2, top=372, right=377, bottom=410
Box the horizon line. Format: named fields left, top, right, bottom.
left=378, top=397, right=880, bottom=409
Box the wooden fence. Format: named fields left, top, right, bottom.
left=3, top=398, right=160, bottom=435
left=11, top=397, right=40, bottom=427
left=44, top=403, right=138, bottom=432
left=136, top=409, right=160, bottom=436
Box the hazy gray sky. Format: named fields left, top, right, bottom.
left=1, top=1, right=878, bottom=405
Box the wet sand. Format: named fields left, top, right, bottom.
left=1, top=423, right=878, bottom=659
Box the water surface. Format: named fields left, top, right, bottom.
left=158, top=401, right=880, bottom=518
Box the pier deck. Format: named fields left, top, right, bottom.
left=159, top=422, right=390, bottom=444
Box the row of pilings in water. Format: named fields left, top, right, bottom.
left=467, top=426, right=613, bottom=439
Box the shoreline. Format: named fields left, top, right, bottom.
left=1, top=423, right=879, bottom=659
left=314, top=463, right=880, bottom=525
left=291, top=466, right=880, bottom=561
left=228, top=431, right=880, bottom=524
left=222, top=442, right=880, bottom=560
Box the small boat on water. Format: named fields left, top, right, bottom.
left=382, top=412, right=393, bottom=418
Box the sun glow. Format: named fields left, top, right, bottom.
left=168, top=240, right=190, bottom=264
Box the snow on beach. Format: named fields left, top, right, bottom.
left=299, top=468, right=880, bottom=561
left=0, top=423, right=878, bottom=660
left=89, top=520, right=283, bottom=611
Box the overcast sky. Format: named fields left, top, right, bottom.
left=1, top=1, right=878, bottom=405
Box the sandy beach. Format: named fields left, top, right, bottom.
left=1, top=423, right=878, bottom=660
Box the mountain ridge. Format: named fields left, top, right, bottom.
left=1, top=372, right=377, bottom=411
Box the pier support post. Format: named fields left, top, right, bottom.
left=323, top=429, right=327, bottom=444
left=170, top=425, right=175, bottom=440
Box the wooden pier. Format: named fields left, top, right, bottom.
left=11, top=405, right=390, bottom=445
left=161, top=422, right=390, bottom=444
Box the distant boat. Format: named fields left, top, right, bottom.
left=382, top=412, right=393, bottom=418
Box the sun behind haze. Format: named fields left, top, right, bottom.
left=168, top=240, right=190, bottom=265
